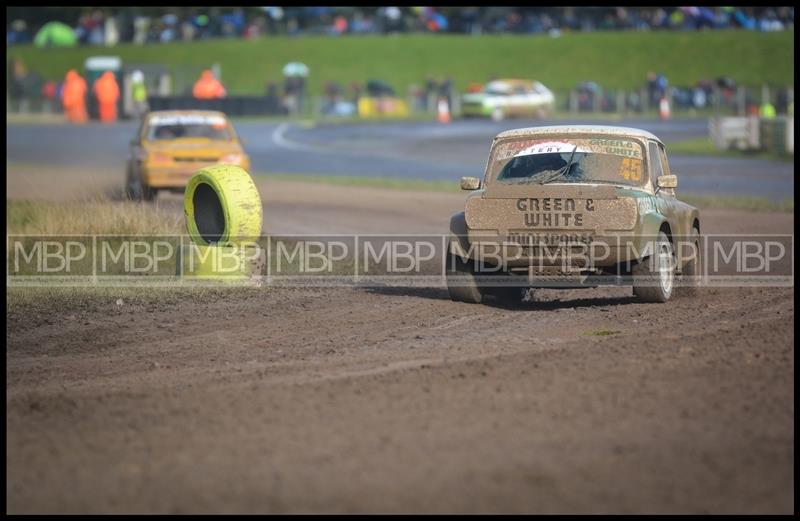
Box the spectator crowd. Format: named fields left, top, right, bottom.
left=7, top=7, right=795, bottom=47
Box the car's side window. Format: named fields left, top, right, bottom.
left=658, top=144, right=671, bottom=177
left=648, top=141, right=664, bottom=185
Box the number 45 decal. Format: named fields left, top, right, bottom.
left=618, top=157, right=642, bottom=181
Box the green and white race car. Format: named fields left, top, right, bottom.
left=461, top=79, right=555, bottom=121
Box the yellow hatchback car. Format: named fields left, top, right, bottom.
left=125, top=110, right=250, bottom=201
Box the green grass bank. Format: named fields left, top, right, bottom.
left=8, top=31, right=794, bottom=95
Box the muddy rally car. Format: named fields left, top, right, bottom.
left=125, top=110, right=250, bottom=201
left=447, top=125, right=701, bottom=304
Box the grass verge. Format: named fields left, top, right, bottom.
left=256, top=172, right=462, bottom=193
left=6, top=199, right=184, bottom=235
left=668, top=137, right=794, bottom=163
left=257, top=172, right=795, bottom=212
left=680, top=193, right=794, bottom=212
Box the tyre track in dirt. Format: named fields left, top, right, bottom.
left=7, top=283, right=793, bottom=513
left=6, top=162, right=794, bottom=513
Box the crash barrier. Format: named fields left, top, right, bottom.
left=180, top=164, right=264, bottom=280
left=709, top=116, right=794, bottom=155
left=709, top=116, right=760, bottom=150
left=357, top=97, right=409, bottom=118
left=147, top=96, right=288, bottom=117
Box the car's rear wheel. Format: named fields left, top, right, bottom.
left=446, top=248, right=484, bottom=304
left=142, top=184, right=156, bottom=202
left=632, top=231, right=675, bottom=303
left=486, top=284, right=527, bottom=305
left=125, top=162, right=156, bottom=202
left=491, top=108, right=505, bottom=122
left=445, top=240, right=527, bottom=305
left=675, top=227, right=702, bottom=297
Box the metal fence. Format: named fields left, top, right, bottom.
left=552, top=85, right=794, bottom=117
left=8, top=77, right=793, bottom=123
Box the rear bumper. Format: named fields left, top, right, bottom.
left=452, top=234, right=648, bottom=268
left=143, top=167, right=197, bottom=188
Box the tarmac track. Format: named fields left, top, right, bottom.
left=5, top=118, right=795, bottom=513
left=5, top=116, right=795, bottom=201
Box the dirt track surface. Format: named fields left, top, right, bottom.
left=6, top=181, right=794, bottom=514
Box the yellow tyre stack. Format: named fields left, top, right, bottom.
left=179, top=165, right=264, bottom=282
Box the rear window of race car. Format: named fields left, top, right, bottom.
left=490, top=137, right=646, bottom=187
left=146, top=114, right=234, bottom=141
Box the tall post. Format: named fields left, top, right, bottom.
left=737, top=86, right=746, bottom=116
left=451, top=90, right=461, bottom=118
left=569, top=90, right=578, bottom=114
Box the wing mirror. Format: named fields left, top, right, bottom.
left=460, top=176, right=482, bottom=190
left=657, top=174, right=677, bottom=190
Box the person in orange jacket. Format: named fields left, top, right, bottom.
left=93, top=70, right=120, bottom=123
left=61, top=69, right=88, bottom=124
left=192, top=69, right=227, bottom=100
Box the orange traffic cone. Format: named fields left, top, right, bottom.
left=437, top=97, right=451, bottom=124
left=659, top=96, right=671, bottom=120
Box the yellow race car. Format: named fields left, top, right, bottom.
left=125, top=110, right=250, bottom=201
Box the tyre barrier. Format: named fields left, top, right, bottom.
left=184, top=164, right=262, bottom=247
left=181, top=164, right=264, bottom=281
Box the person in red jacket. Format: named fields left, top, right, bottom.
left=93, top=70, right=120, bottom=123
left=192, top=69, right=227, bottom=99
left=61, top=69, right=88, bottom=124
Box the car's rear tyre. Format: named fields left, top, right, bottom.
left=675, top=227, right=701, bottom=298
left=445, top=241, right=527, bottom=305
left=491, top=108, right=505, bottom=122
left=446, top=249, right=484, bottom=304
left=125, top=162, right=156, bottom=202
left=632, top=231, right=675, bottom=303
left=486, top=284, right=527, bottom=305
left=142, top=184, right=156, bottom=202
